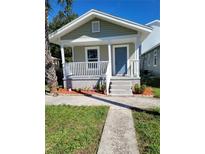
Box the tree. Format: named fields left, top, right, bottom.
left=45, top=0, right=73, bottom=95
left=49, top=10, right=78, bottom=61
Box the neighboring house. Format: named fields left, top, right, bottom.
left=140, top=20, right=160, bottom=77
left=49, top=9, right=152, bottom=96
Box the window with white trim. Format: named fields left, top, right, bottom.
left=153, top=50, right=157, bottom=66
left=86, top=47, right=99, bottom=69
left=92, top=21, right=100, bottom=33
left=87, top=49, right=98, bottom=62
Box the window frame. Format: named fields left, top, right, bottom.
left=92, top=21, right=100, bottom=33
left=85, top=46, right=100, bottom=70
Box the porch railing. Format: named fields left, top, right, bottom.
left=65, top=61, right=108, bottom=77
left=129, top=59, right=140, bottom=77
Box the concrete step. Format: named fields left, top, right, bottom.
left=110, top=81, right=132, bottom=86
left=110, top=89, right=132, bottom=92
left=110, top=93, right=133, bottom=96
left=109, top=80, right=133, bottom=96
left=110, top=89, right=133, bottom=96
left=110, top=84, right=132, bottom=90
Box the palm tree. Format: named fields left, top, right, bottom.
left=45, top=0, right=73, bottom=95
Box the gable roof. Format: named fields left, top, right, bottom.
left=49, top=9, right=152, bottom=43
left=141, top=20, right=160, bottom=54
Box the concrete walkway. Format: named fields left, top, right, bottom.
left=45, top=95, right=159, bottom=109
left=45, top=95, right=160, bottom=154
left=97, top=106, right=139, bottom=154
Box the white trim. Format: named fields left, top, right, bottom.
left=112, top=44, right=129, bottom=75
left=85, top=46, right=100, bottom=62
left=108, top=44, right=112, bottom=76
left=60, top=45, right=65, bottom=64
left=92, top=21, right=100, bottom=33
left=60, top=45, right=67, bottom=88
left=60, top=34, right=137, bottom=46
left=85, top=46, right=100, bottom=70
left=49, top=9, right=152, bottom=42
left=146, top=20, right=160, bottom=26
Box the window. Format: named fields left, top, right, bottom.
left=87, top=49, right=98, bottom=62
left=153, top=50, right=157, bottom=66
left=147, top=53, right=151, bottom=66
left=85, top=47, right=99, bottom=69
left=92, top=21, right=100, bottom=32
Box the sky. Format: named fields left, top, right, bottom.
left=48, top=0, right=160, bottom=25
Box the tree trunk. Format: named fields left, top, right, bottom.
left=45, top=6, right=58, bottom=95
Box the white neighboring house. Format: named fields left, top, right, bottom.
left=49, top=9, right=152, bottom=96
left=140, top=20, right=160, bottom=77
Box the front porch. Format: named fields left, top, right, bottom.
left=60, top=40, right=141, bottom=95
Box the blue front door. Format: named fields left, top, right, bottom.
left=115, top=46, right=127, bottom=75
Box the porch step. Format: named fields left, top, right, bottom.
left=110, top=85, right=131, bottom=90
left=110, top=81, right=132, bottom=86
left=109, top=80, right=133, bottom=96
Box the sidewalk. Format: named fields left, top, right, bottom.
left=97, top=106, right=139, bottom=154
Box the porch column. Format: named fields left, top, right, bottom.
left=135, top=33, right=141, bottom=78
left=108, top=44, right=112, bottom=75
left=71, top=46, right=74, bottom=62
left=60, top=44, right=67, bottom=89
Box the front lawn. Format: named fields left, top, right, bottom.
left=45, top=105, right=109, bottom=154
left=153, top=87, right=160, bottom=98
left=132, top=108, right=160, bottom=154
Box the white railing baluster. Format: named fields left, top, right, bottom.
left=64, top=61, right=108, bottom=77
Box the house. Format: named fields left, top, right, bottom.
left=140, top=20, right=160, bottom=77
left=49, top=9, right=152, bottom=96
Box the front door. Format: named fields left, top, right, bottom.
left=114, top=46, right=128, bottom=75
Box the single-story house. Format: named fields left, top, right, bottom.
left=140, top=20, right=160, bottom=77
left=49, top=9, right=152, bottom=96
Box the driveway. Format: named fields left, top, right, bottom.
left=45, top=95, right=160, bottom=109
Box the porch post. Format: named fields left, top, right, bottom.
left=60, top=44, right=67, bottom=89
left=108, top=44, right=112, bottom=75
left=135, top=33, right=141, bottom=78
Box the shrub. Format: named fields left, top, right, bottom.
left=134, top=84, right=147, bottom=94
left=141, top=84, right=147, bottom=93
left=134, top=84, right=141, bottom=94
left=101, top=83, right=106, bottom=92
left=141, top=76, right=160, bottom=88
left=95, top=82, right=106, bottom=93
left=76, top=88, right=81, bottom=92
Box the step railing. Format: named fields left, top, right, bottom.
left=65, top=61, right=108, bottom=77
left=129, top=59, right=139, bottom=78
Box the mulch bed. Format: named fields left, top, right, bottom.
left=133, top=87, right=154, bottom=97
left=57, top=88, right=105, bottom=96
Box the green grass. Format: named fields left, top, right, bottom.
left=46, top=105, right=109, bottom=154
left=153, top=87, right=160, bottom=98
left=132, top=108, right=160, bottom=154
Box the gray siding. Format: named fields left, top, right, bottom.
left=61, top=18, right=138, bottom=40
left=73, top=46, right=85, bottom=62
left=74, top=43, right=135, bottom=62
left=140, top=45, right=160, bottom=76
left=73, top=45, right=108, bottom=62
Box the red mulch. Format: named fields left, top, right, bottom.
left=142, top=87, right=153, bottom=96
left=57, top=88, right=105, bottom=96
